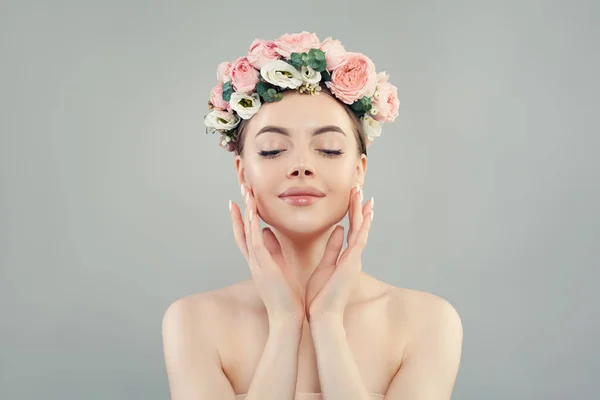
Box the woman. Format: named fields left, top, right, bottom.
left=162, top=32, right=463, bottom=400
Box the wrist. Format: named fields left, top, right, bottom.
left=308, top=313, right=344, bottom=330
left=268, top=315, right=304, bottom=333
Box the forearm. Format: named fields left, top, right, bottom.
left=244, top=318, right=303, bottom=400
left=310, top=316, right=371, bottom=400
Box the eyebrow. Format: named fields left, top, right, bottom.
left=255, top=125, right=347, bottom=137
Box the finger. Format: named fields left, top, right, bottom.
left=348, top=186, right=364, bottom=247
left=263, top=227, right=300, bottom=295
left=247, top=190, right=271, bottom=268
left=262, top=227, right=285, bottom=266
left=230, top=200, right=249, bottom=260
left=319, top=225, right=344, bottom=267
left=244, top=190, right=259, bottom=269
left=346, top=185, right=359, bottom=244
left=353, top=197, right=374, bottom=251
left=348, top=184, right=358, bottom=224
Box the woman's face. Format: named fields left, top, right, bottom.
left=235, top=90, right=367, bottom=236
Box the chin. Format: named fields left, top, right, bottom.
left=257, top=198, right=347, bottom=232
left=267, top=210, right=345, bottom=237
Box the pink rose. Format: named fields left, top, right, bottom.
left=325, top=52, right=378, bottom=104
left=372, top=72, right=400, bottom=122
left=319, top=37, right=347, bottom=70
left=216, top=61, right=231, bottom=84
left=209, top=83, right=230, bottom=111
left=274, top=31, right=321, bottom=59
left=247, top=39, right=280, bottom=70
left=229, top=56, right=259, bottom=93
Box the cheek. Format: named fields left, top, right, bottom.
left=321, top=158, right=357, bottom=187
left=322, top=162, right=357, bottom=214
left=245, top=162, right=275, bottom=188
left=246, top=164, right=283, bottom=219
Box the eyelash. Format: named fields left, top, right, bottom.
left=258, top=149, right=344, bottom=159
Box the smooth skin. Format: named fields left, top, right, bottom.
left=162, top=90, right=463, bottom=399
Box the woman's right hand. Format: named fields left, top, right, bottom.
left=229, top=186, right=305, bottom=326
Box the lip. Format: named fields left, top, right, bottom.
left=279, top=186, right=326, bottom=197
left=279, top=186, right=325, bottom=206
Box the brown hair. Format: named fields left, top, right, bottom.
left=232, top=87, right=367, bottom=157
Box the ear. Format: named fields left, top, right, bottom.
left=234, top=154, right=248, bottom=188
left=356, top=153, right=368, bottom=187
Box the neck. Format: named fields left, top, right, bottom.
left=271, top=224, right=338, bottom=290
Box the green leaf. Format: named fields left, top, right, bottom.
left=307, top=57, right=327, bottom=72
left=321, top=70, right=331, bottom=82
left=308, top=48, right=326, bottom=61
left=290, top=52, right=304, bottom=69
left=305, top=49, right=327, bottom=72
left=222, top=81, right=234, bottom=102
left=263, top=88, right=283, bottom=103
left=349, top=96, right=373, bottom=117
left=256, top=81, right=270, bottom=97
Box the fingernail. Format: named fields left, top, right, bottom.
left=249, top=209, right=253, bottom=221
left=370, top=210, right=374, bottom=222
left=241, top=184, right=245, bottom=197
left=371, top=197, right=375, bottom=209
left=245, top=192, right=249, bottom=204
left=228, top=200, right=232, bottom=211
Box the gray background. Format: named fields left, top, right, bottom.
left=1, top=0, right=598, bottom=399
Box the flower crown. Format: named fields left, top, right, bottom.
left=204, top=31, right=400, bottom=152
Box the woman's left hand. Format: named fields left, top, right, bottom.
left=305, top=185, right=374, bottom=322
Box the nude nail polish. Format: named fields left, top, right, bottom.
left=241, top=184, right=246, bottom=197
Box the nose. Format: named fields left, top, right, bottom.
left=287, top=162, right=315, bottom=178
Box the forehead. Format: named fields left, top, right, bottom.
left=245, top=90, right=354, bottom=135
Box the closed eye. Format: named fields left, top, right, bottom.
left=319, top=149, right=344, bottom=157
left=257, top=149, right=344, bottom=159
left=258, top=149, right=284, bottom=158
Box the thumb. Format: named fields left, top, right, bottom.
left=319, top=225, right=345, bottom=267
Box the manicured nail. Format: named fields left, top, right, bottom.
left=245, top=192, right=249, bottom=204
left=371, top=197, right=375, bottom=209
left=249, top=209, right=253, bottom=221
left=228, top=200, right=232, bottom=211
left=241, top=184, right=246, bottom=197
left=370, top=210, right=374, bottom=222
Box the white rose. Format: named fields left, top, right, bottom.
left=361, top=114, right=382, bottom=141
left=260, top=60, right=303, bottom=89
left=204, top=109, right=241, bottom=131
left=300, top=65, right=321, bottom=84
left=229, top=92, right=262, bottom=119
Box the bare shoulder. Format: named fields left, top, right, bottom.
left=389, top=286, right=461, bottom=319
left=161, top=283, right=259, bottom=398
left=161, top=291, right=218, bottom=345
left=385, top=285, right=463, bottom=355
left=162, top=279, right=259, bottom=333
